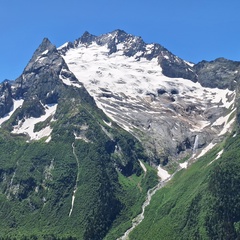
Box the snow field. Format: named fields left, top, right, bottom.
left=62, top=41, right=235, bottom=133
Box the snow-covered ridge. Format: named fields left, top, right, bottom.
left=60, top=38, right=236, bottom=160
left=12, top=103, right=57, bottom=141
left=62, top=41, right=233, bottom=106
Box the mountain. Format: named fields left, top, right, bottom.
left=58, top=30, right=236, bottom=165
left=0, top=30, right=239, bottom=239
left=0, top=34, right=155, bottom=239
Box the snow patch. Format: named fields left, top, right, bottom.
left=218, top=113, right=236, bottom=136
left=57, top=42, right=70, bottom=50
left=12, top=103, right=57, bottom=140
left=0, top=99, right=24, bottom=126
left=103, top=120, right=112, bottom=127
left=59, top=70, right=82, bottom=88
left=180, top=162, right=188, bottom=169
left=139, top=160, right=147, bottom=173
left=117, top=43, right=124, bottom=50
left=184, top=60, right=194, bottom=67
left=69, top=143, right=80, bottom=217
left=212, top=108, right=236, bottom=127
left=45, top=135, right=52, bottom=143
left=42, top=50, right=49, bottom=55
left=157, top=165, right=170, bottom=181
left=196, top=142, right=216, bottom=159
left=216, top=149, right=224, bottom=160
left=208, top=149, right=224, bottom=166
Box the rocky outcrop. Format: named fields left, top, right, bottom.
left=14, top=38, right=66, bottom=100
left=0, top=81, right=13, bottom=117
left=194, top=58, right=240, bottom=90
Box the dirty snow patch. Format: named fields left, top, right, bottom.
left=218, top=114, right=236, bottom=136
left=34, top=126, right=52, bottom=141
left=212, top=108, right=236, bottom=127
left=196, top=142, right=216, bottom=159
left=74, top=132, right=90, bottom=142
left=157, top=165, right=170, bottom=181
left=139, top=160, right=147, bottom=173
left=180, top=162, right=188, bottom=169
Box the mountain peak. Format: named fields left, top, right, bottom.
left=110, top=29, right=127, bottom=37
left=23, top=38, right=56, bottom=74
left=76, top=31, right=97, bottom=45
left=37, top=37, right=56, bottom=54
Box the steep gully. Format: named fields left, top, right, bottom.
left=69, top=143, right=80, bottom=217
left=117, top=135, right=199, bottom=240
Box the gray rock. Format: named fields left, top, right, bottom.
left=194, top=58, right=240, bottom=90
left=0, top=81, right=13, bottom=117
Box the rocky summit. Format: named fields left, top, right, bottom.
left=0, top=30, right=240, bottom=239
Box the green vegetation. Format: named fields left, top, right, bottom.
left=0, top=85, right=157, bottom=239
left=1, top=85, right=239, bottom=239
left=105, top=164, right=158, bottom=240
left=129, top=132, right=240, bottom=239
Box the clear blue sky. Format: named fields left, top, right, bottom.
left=1, top=0, right=240, bottom=81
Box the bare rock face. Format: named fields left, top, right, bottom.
left=14, top=38, right=68, bottom=101
left=194, top=58, right=240, bottom=90
left=0, top=81, right=13, bottom=117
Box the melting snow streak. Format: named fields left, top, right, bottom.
left=69, top=143, right=80, bottom=217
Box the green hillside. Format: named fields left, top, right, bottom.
left=0, top=86, right=157, bottom=239
left=129, top=130, right=240, bottom=240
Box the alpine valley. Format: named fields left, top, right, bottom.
left=0, top=30, right=240, bottom=239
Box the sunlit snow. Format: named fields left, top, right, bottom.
left=61, top=39, right=236, bottom=160
left=157, top=165, right=170, bottom=181
left=139, top=160, right=147, bottom=173
left=12, top=103, right=57, bottom=140
left=196, top=142, right=216, bottom=159
left=208, top=149, right=224, bottom=166
left=62, top=41, right=234, bottom=129
left=59, top=70, right=82, bottom=88
left=0, top=99, right=24, bottom=126
left=180, top=162, right=188, bottom=169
